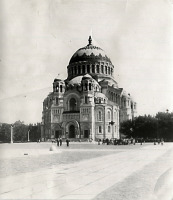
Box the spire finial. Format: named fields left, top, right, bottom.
left=88, top=36, right=92, bottom=45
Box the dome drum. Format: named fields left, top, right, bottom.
left=67, top=62, right=114, bottom=81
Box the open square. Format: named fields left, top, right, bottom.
left=0, top=142, right=173, bottom=200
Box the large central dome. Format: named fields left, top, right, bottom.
left=66, top=36, right=117, bottom=86
left=69, top=36, right=112, bottom=64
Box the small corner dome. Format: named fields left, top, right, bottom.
left=122, top=91, right=132, bottom=99
left=54, top=78, right=62, bottom=82
left=82, top=74, right=92, bottom=80
left=95, top=92, right=106, bottom=99
left=68, top=75, right=83, bottom=85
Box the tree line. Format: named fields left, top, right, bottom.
left=0, top=120, right=41, bottom=143
left=120, top=112, right=173, bottom=141
left=0, top=112, right=173, bottom=143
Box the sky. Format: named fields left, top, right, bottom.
left=0, top=0, right=173, bottom=124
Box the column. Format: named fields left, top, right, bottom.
left=11, top=125, right=13, bottom=143
left=28, top=130, right=30, bottom=142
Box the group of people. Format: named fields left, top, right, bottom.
left=98, top=137, right=164, bottom=146
left=154, top=138, right=164, bottom=145
left=98, top=138, right=129, bottom=145
left=53, top=138, right=70, bottom=147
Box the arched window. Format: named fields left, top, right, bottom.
left=96, top=86, right=99, bottom=92
left=108, top=67, right=110, bottom=75
left=111, top=68, right=113, bottom=76
left=111, top=92, right=113, bottom=101
left=82, top=65, right=85, bottom=73
left=98, top=111, right=102, bottom=121
left=101, top=65, right=104, bottom=73
left=96, top=65, right=99, bottom=73
left=108, top=125, right=111, bottom=133
left=85, top=83, right=88, bottom=91
left=74, top=66, right=77, bottom=75
left=89, top=83, right=92, bottom=90
left=78, top=66, right=81, bottom=74
left=60, top=85, right=63, bottom=92
left=87, top=65, right=90, bottom=73
left=108, top=110, right=111, bottom=120
left=105, top=66, right=107, bottom=74
left=69, top=98, right=77, bottom=111
left=84, top=96, right=88, bottom=104
left=99, top=126, right=102, bottom=133
left=131, top=103, right=133, bottom=109
left=92, top=65, right=95, bottom=73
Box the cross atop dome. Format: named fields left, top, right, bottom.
left=88, top=36, right=92, bottom=45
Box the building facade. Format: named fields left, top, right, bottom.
left=41, top=36, right=137, bottom=141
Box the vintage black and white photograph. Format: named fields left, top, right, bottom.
left=0, top=0, right=173, bottom=199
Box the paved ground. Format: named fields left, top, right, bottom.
left=0, top=143, right=173, bottom=200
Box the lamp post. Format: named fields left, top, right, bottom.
left=109, top=121, right=115, bottom=139
left=11, top=124, right=14, bottom=144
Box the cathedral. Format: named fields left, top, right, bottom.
left=41, top=36, right=137, bottom=141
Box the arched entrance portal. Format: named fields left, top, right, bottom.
left=69, top=125, right=75, bottom=138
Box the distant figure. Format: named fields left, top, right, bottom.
left=98, top=139, right=101, bottom=145
left=133, top=138, right=136, bottom=145
left=106, top=138, right=109, bottom=145
left=66, top=138, right=70, bottom=147
left=59, top=138, right=62, bottom=146
left=158, top=139, right=160, bottom=145
left=57, top=138, right=60, bottom=146
left=102, top=138, right=105, bottom=144
left=161, top=138, right=164, bottom=145
left=154, top=138, right=157, bottom=145
left=140, top=138, right=143, bottom=145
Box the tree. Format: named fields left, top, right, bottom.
left=28, top=123, right=41, bottom=142
left=120, top=115, right=157, bottom=139
left=156, top=112, right=173, bottom=141
left=120, top=120, right=134, bottom=138
left=0, top=123, right=11, bottom=142
left=120, top=113, right=173, bottom=141
left=13, top=120, right=28, bottom=142
left=134, top=115, right=157, bottom=139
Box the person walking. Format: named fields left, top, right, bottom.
left=66, top=138, right=70, bottom=147
left=106, top=138, right=109, bottom=145
left=133, top=138, right=136, bottom=145
left=57, top=138, right=60, bottom=147
left=59, top=138, right=62, bottom=146
left=161, top=138, right=164, bottom=145
left=154, top=138, right=157, bottom=145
